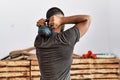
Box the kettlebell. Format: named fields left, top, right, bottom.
left=38, top=26, right=53, bottom=38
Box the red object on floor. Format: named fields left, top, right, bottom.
left=91, top=54, right=97, bottom=59
left=82, top=50, right=96, bottom=59
left=87, top=50, right=92, bottom=57
left=83, top=54, right=89, bottom=58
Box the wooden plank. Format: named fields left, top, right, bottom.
left=27, top=54, right=37, bottom=60
left=31, top=66, right=39, bottom=71
left=72, top=58, right=120, bottom=64
left=0, top=60, right=30, bottom=67
left=92, top=79, right=120, bottom=80
left=31, top=77, right=40, bottom=80
left=71, top=64, right=120, bottom=69
left=0, top=72, right=30, bottom=77
left=71, top=74, right=119, bottom=79
left=31, top=71, right=41, bottom=76
left=0, top=78, right=7, bottom=80
left=70, top=69, right=119, bottom=74
left=31, top=61, right=38, bottom=66
left=92, top=74, right=119, bottom=78
left=91, top=64, right=120, bottom=69
left=0, top=67, right=30, bottom=72
left=71, top=69, right=90, bottom=74
left=91, top=69, right=119, bottom=73
left=71, top=74, right=91, bottom=79
left=0, top=77, right=30, bottom=80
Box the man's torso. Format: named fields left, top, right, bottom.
left=34, top=27, right=80, bottom=80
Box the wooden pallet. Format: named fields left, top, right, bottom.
left=30, top=57, right=120, bottom=80
left=0, top=47, right=120, bottom=80
left=0, top=60, right=30, bottom=80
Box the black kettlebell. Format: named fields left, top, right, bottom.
left=38, top=18, right=54, bottom=38
left=38, top=26, right=53, bottom=38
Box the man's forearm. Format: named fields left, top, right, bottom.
left=61, top=15, right=90, bottom=25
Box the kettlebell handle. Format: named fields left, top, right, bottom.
left=38, top=18, right=54, bottom=38
left=45, top=18, right=54, bottom=30
left=45, top=18, right=49, bottom=22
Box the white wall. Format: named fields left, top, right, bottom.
left=0, top=0, right=120, bottom=59
left=108, top=0, right=120, bottom=58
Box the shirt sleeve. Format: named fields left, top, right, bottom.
left=58, top=26, right=80, bottom=45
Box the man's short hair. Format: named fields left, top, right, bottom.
left=46, top=7, right=64, bottom=19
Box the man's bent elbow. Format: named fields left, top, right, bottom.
left=85, top=15, right=91, bottom=22
left=78, top=15, right=91, bottom=37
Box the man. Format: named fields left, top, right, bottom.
left=34, top=7, right=91, bottom=80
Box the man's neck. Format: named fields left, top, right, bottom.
left=52, top=29, right=61, bottom=33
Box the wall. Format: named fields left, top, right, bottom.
left=0, top=0, right=120, bottom=59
